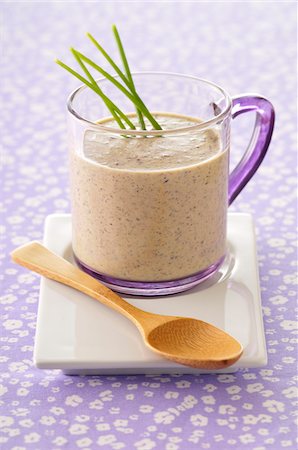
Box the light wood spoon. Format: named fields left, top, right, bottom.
left=11, top=242, right=243, bottom=370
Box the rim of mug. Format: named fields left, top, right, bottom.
left=67, top=71, right=232, bottom=135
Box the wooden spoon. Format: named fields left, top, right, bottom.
left=11, top=242, right=243, bottom=370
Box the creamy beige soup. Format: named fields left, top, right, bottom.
left=70, top=113, right=228, bottom=281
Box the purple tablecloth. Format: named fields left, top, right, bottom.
left=1, top=2, right=297, bottom=449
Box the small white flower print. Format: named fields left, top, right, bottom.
left=97, top=434, right=116, bottom=446
left=114, top=419, right=128, bottom=427
left=5, top=429, right=20, bottom=438
left=89, top=399, right=104, bottom=410
left=95, top=423, right=110, bottom=431
left=218, top=405, right=236, bottom=415
left=217, top=418, right=228, bottom=426
left=246, top=383, right=264, bottom=393
left=52, top=436, right=68, bottom=446
left=260, top=369, right=273, bottom=376
left=49, top=406, right=65, bottom=415
left=88, top=379, right=102, bottom=387
left=263, top=399, right=285, bottom=413
left=19, top=419, right=34, bottom=428
left=282, top=386, right=298, bottom=398
left=182, top=395, right=198, bottom=408
left=65, top=395, right=83, bottom=407
left=226, top=385, right=241, bottom=395
left=267, top=238, right=286, bottom=248
left=17, top=273, right=36, bottom=285
left=52, top=387, right=60, bottom=393
left=11, top=236, right=29, bottom=246
left=258, top=427, right=269, bottom=435
left=172, top=427, right=182, bottom=433
left=281, top=440, right=294, bottom=447
left=190, top=414, right=208, bottom=426
left=258, top=414, right=272, bottom=423
left=119, top=427, right=134, bottom=435
left=0, top=357, right=9, bottom=363
left=243, top=414, right=259, bottom=425
left=8, top=362, right=28, bottom=373
left=0, top=416, right=14, bottom=427
left=231, top=395, right=241, bottom=401
left=75, top=415, right=90, bottom=422
left=282, top=357, right=295, bottom=364
left=76, top=437, right=93, bottom=448
left=139, top=405, right=154, bottom=413
left=203, top=384, right=217, bottom=392
left=263, top=306, right=271, bottom=317
left=0, top=385, right=8, bottom=396
left=242, top=373, right=257, bottom=380
left=270, top=295, right=288, bottom=305
left=16, top=388, right=29, bottom=396
left=99, top=390, right=113, bottom=401
left=175, top=380, right=191, bottom=388
left=20, top=381, right=33, bottom=388
left=134, top=438, right=156, bottom=450
left=204, top=407, right=214, bottom=413
left=10, top=408, right=28, bottom=417
left=217, top=375, right=236, bottom=383
left=113, top=443, right=126, bottom=449
left=39, top=416, right=56, bottom=426
left=68, top=423, right=89, bottom=435
left=239, top=433, right=255, bottom=444
left=1, top=294, right=17, bottom=304
left=3, top=320, right=23, bottom=330
left=261, top=389, right=274, bottom=398
left=280, top=320, right=298, bottom=331
left=154, top=411, right=175, bottom=425
left=164, top=391, right=179, bottom=399
left=283, top=274, right=297, bottom=285
left=166, top=444, right=179, bottom=450
left=24, top=432, right=40, bottom=443
left=201, top=395, right=215, bottom=405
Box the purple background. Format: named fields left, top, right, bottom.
left=1, top=2, right=297, bottom=449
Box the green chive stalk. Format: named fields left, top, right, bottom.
left=56, top=25, right=162, bottom=131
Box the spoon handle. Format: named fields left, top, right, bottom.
left=11, top=241, right=148, bottom=326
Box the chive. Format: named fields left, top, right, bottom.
left=56, top=26, right=162, bottom=132
left=70, top=49, right=136, bottom=130
left=87, top=32, right=145, bottom=130
left=74, top=50, right=162, bottom=130
left=87, top=33, right=128, bottom=86
left=56, top=58, right=135, bottom=130
left=112, top=25, right=146, bottom=130
left=71, top=51, right=125, bottom=130
left=56, top=58, right=125, bottom=129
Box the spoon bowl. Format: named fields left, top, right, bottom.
left=11, top=242, right=243, bottom=370
left=146, top=318, right=242, bottom=369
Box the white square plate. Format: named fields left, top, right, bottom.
left=34, top=213, right=267, bottom=374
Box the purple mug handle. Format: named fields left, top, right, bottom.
left=229, top=95, right=275, bottom=205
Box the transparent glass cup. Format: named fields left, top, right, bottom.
left=68, top=73, right=274, bottom=296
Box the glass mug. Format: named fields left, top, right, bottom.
left=67, top=73, right=274, bottom=296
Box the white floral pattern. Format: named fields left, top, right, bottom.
left=1, top=1, right=297, bottom=449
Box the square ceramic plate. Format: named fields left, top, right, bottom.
left=34, top=213, right=267, bottom=374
